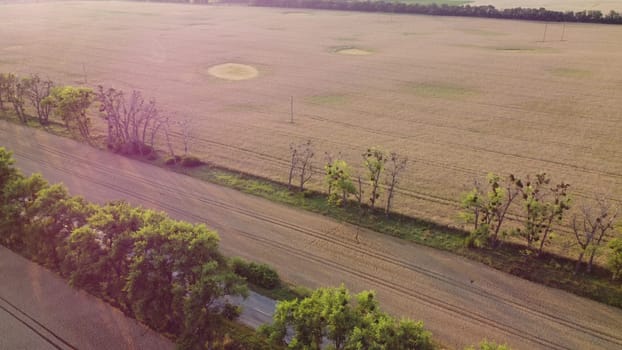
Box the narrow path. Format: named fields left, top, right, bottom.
left=2, top=121, right=622, bottom=349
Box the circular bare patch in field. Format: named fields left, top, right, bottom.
left=207, top=63, right=258, bottom=81
left=336, top=47, right=372, bottom=56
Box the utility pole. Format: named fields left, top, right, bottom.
left=290, top=96, right=294, bottom=123
left=542, top=23, right=548, bottom=42
left=561, top=23, right=566, bottom=41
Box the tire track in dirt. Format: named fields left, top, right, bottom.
left=0, top=296, right=75, bottom=350
left=15, top=143, right=622, bottom=350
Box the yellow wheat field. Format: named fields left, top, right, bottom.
left=1, top=1, right=621, bottom=234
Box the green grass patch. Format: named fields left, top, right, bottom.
left=306, top=93, right=351, bottom=106
left=405, top=82, right=477, bottom=99
left=158, top=162, right=622, bottom=308
left=334, top=37, right=360, bottom=41
left=550, top=68, right=592, bottom=78
left=248, top=282, right=311, bottom=302
left=491, top=46, right=559, bottom=53
left=220, top=319, right=283, bottom=350
left=460, top=28, right=505, bottom=36
left=494, top=46, right=536, bottom=52
left=402, top=31, right=431, bottom=36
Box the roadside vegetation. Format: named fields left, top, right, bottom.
left=1, top=70, right=621, bottom=310
left=0, top=147, right=445, bottom=349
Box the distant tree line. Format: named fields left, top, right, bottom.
left=217, top=0, right=622, bottom=25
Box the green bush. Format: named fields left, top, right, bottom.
left=180, top=155, right=203, bottom=167
left=466, top=340, right=511, bottom=350
left=164, top=155, right=181, bottom=165
left=231, top=257, right=281, bottom=289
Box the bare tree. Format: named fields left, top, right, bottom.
left=96, top=86, right=162, bottom=156
left=353, top=175, right=363, bottom=208
left=162, top=117, right=177, bottom=161
left=179, top=118, right=194, bottom=156
left=572, top=197, right=618, bottom=274
left=6, top=73, right=26, bottom=123
left=288, top=140, right=315, bottom=191
left=587, top=198, right=618, bottom=272
left=288, top=143, right=298, bottom=190
left=384, top=152, right=407, bottom=217
left=22, top=74, right=54, bottom=125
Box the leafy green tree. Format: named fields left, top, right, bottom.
left=514, top=173, right=570, bottom=255
left=465, top=340, right=511, bottom=350
left=62, top=222, right=110, bottom=292
left=608, top=238, right=622, bottom=280
left=46, top=86, right=93, bottom=140
left=177, top=262, right=247, bottom=350
left=0, top=147, right=21, bottom=189
left=260, top=285, right=432, bottom=350
left=0, top=173, right=48, bottom=251
left=362, top=147, right=386, bottom=210
left=24, top=184, right=91, bottom=269
left=61, top=201, right=167, bottom=307
left=460, top=174, right=522, bottom=248
left=325, top=159, right=357, bottom=207
left=124, top=219, right=241, bottom=333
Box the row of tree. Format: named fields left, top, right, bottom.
left=0, top=147, right=449, bottom=349
left=260, top=285, right=433, bottom=349
left=460, top=173, right=622, bottom=279
left=287, top=141, right=622, bottom=280
left=0, top=73, right=92, bottom=138
left=0, top=72, right=198, bottom=162
left=258, top=284, right=509, bottom=349
left=288, top=141, right=407, bottom=215
left=0, top=147, right=258, bottom=349
left=221, top=0, right=622, bottom=25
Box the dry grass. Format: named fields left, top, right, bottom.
left=1, top=1, right=622, bottom=260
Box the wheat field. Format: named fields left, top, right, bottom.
left=1, top=1, right=622, bottom=234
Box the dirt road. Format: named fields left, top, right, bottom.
left=0, top=244, right=273, bottom=349
left=0, top=246, right=174, bottom=350
left=2, top=120, right=621, bottom=349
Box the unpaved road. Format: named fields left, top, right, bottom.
left=0, top=246, right=174, bottom=350
left=2, top=121, right=622, bottom=349
left=0, top=244, right=271, bottom=350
